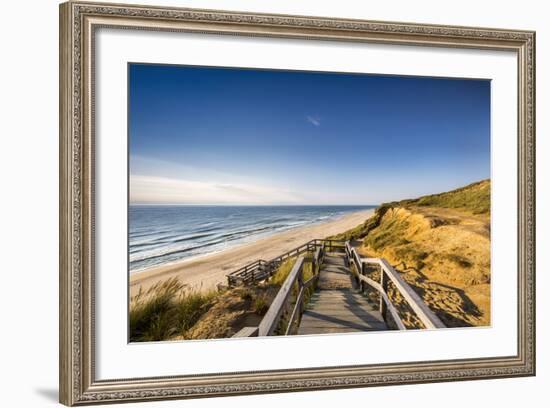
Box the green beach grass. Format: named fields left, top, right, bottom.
left=129, top=278, right=217, bottom=342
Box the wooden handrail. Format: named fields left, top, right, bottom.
left=312, top=242, right=325, bottom=275
left=285, top=274, right=318, bottom=335
left=233, top=244, right=326, bottom=338
left=258, top=257, right=306, bottom=336
left=365, top=258, right=445, bottom=329
left=355, top=274, right=406, bottom=330
left=345, top=241, right=445, bottom=330
left=345, top=242, right=406, bottom=330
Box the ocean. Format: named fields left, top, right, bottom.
left=129, top=205, right=375, bottom=273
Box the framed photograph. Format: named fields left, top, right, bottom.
left=59, top=1, right=536, bottom=405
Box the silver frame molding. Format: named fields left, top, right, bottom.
left=59, top=1, right=536, bottom=405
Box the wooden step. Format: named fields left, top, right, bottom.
left=298, top=327, right=368, bottom=335
left=307, top=299, right=373, bottom=307
left=324, top=257, right=346, bottom=264
left=302, top=308, right=384, bottom=322
left=296, top=253, right=388, bottom=336
left=298, top=306, right=386, bottom=334
left=299, top=317, right=386, bottom=331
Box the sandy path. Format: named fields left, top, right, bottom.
left=130, top=209, right=374, bottom=296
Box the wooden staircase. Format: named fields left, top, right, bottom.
left=298, top=251, right=387, bottom=335
left=231, top=239, right=445, bottom=338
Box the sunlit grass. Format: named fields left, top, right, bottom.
left=409, top=179, right=490, bottom=215
left=129, top=277, right=217, bottom=342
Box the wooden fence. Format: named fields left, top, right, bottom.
left=226, top=239, right=343, bottom=287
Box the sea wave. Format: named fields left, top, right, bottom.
left=128, top=205, right=374, bottom=273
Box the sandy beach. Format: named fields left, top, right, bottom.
left=130, top=209, right=373, bottom=296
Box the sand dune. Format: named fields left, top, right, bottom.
left=130, top=209, right=374, bottom=297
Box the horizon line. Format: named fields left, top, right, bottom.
left=129, top=203, right=380, bottom=207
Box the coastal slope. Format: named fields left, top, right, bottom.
left=334, top=179, right=491, bottom=327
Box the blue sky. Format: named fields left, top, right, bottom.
left=129, top=63, right=490, bottom=205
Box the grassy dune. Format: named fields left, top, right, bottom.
left=336, top=179, right=491, bottom=327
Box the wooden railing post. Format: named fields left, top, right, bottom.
left=297, top=265, right=304, bottom=320
left=360, top=262, right=366, bottom=293
left=380, top=265, right=387, bottom=320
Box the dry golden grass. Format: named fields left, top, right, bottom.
left=183, top=285, right=280, bottom=340
left=129, top=278, right=217, bottom=342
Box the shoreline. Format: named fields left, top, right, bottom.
left=129, top=208, right=369, bottom=274
left=129, top=208, right=374, bottom=296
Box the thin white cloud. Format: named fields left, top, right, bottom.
left=130, top=175, right=305, bottom=205
left=306, top=115, right=321, bottom=127
left=130, top=155, right=244, bottom=183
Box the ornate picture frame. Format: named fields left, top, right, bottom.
left=59, top=1, right=535, bottom=405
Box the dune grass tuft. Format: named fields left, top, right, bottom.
left=269, top=258, right=296, bottom=286
left=253, top=294, right=270, bottom=315
left=269, top=256, right=314, bottom=287
left=365, top=213, right=411, bottom=251
left=129, top=277, right=216, bottom=342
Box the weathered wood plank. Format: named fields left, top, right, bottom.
left=306, top=305, right=372, bottom=311
left=308, top=294, right=370, bottom=299
left=302, top=309, right=383, bottom=317
left=307, top=299, right=372, bottom=306
left=306, top=305, right=373, bottom=311
left=302, top=307, right=384, bottom=319
left=308, top=301, right=371, bottom=306
left=298, top=327, right=364, bottom=334
left=300, top=317, right=386, bottom=328
left=232, top=326, right=259, bottom=337
left=299, top=320, right=386, bottom=330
